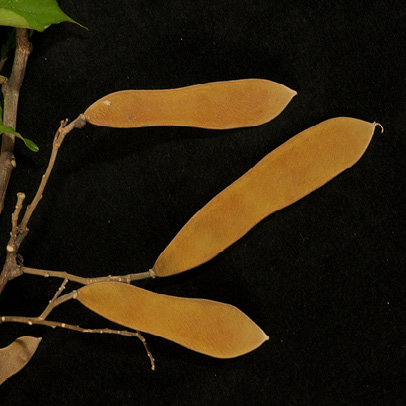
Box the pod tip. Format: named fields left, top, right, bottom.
left=374, top=122, right=384, bottom=134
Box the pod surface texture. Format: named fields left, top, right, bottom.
left=78, top=282, right=268, bottom=358
left=153, top=118, right=378, bottom=277
left=84, top=79, right=296, bottom=129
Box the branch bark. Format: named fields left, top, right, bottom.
left=21, top=266, right=154, bottom=285
left=1, top=272, right=156, bottom=369
left=0, top=278, right=155, bottom=370
left=0, top=115, right=86, bottom=296
left=0, top=29, right=32, bottom=214
left=0, top=316, right=156, bottom=370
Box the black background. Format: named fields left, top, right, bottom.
left=0, top=0, right=405, bottom=404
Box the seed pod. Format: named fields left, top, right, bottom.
left=0, top=336, right=42, bottom=385
left=153, top=117, right=381, bottom=277
left=84, top=79, right=296, bottom=129
left=77, top=282, right=268, bottom=359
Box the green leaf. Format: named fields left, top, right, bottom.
left=0, top=124, right=39, bottom=152
left=20, top=136, right=39, bottom=152
left=0, top=106, right=39, bottom=152
left=0, top=0, right=85, bottom=32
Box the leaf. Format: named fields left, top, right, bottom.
left=152, top=118, right=381, bottom=277
left=0, top=336, right=42, bottom=385
left=0, top=105, right=39, bottom=151
left=78, top=282, right=268, bottom=359
left=0, top=124, right=39, bottom=151
left=19, top=136, right=39, bottom=152
left=0, top=0, right=84, bottom=32
left=84, top=79, right=297, bottom=129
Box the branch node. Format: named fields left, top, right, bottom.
left=11, top=192, right=26, bottom=236
left=0, top=316, right=155, bottom=369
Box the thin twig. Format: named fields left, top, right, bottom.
left=0, top=316, right=155, bottom=370
left=19, top=114, right=86, bottom=231
left=0, top=115, right=86, bottom=296
left=11, top=192, right=25, bottom=236
left=39, top=290, right=78, bottom=320
left=38, top=278, right=69, bottom=320
left=21, top=266, right=155, bottom=285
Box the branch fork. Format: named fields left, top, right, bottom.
left=0, top=114, right=156, bottom=369
left=0, top=278, right=155, bottom=370
left=0, top=115, right=86, bottom=295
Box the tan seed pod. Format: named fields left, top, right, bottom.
left=77, top=282, right=268, bottom=359
left=0, top=336, right=42, bottom=385
left=84, top=79, right=296, bottom=129
left=153, top=117, right=381, bottom=277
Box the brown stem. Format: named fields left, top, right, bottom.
left=19, top=115, right=86, bottom=231
left=0, top=115, right=86, bottom=296
left=0, top=316, right=155, bottom=370
left=21, top=266, right=154, bottom=285
left=11, top=192, right=25, bottom=236
left=0, top=29, right=32, bottom=214
left=1, top=275, right=155, bottom=369
left=38, top=278, right=69, bottom=320
left=0, top=151, right=16, bottom=213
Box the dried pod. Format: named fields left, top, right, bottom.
left=0, top=336, right=42, bottom=385
left=153, top=117, right=381, bottom=277
left=77, top=282, right=268, bottom=358
left=84, top=79, right=296, bottom=129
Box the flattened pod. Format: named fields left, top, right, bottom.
left=77, top=282, right=268, bottom=359
left=84, top=79, right=296, bottom=129
left=153, top=117, right=380, bottom=277
left=0, top=336, right=42, bottom=385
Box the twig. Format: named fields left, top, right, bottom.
left=0, top=315, right=155, bottom=370
left=1, top=278, right=156, bottom=370
left=21, top=266, right=155, bottom=285
left=0, top=29, right=32, bottom=214
left=11, top=192, right=25, bottom=236
left=19, top=115, right=87, bottom=231
left=0, top=115, right=86, bottom=296
left=39, top=278, right=69, bottom=319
